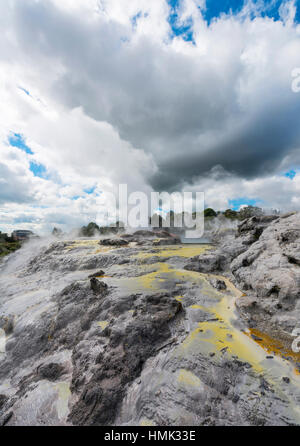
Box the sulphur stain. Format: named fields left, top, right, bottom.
left=177, top=369, right=203, bottom=388
left=65, top=239, right=99, bottom=251
left=135, top=244, right=212, bottom=260
left=189, top=304, right=205, bottom=310
left=97, top=321, right=109, bottom=330
left=108, top=244, right=300, bottom=392
left=175, top=295, right=183, bottom=302
left=107, top=244, right=215, bottom=294
left=110, top=262, right=181, bottom=293
left=176, top=289, right=266, bottom=374
left=0, top=328, right=6, bottom=354
left=54, top=382, right=71, bottom=420
left=64, top=239, right=114, bottom=256
left=140, top=418, right=155, bottom=426
left=246, top=328, right=300, bottom=373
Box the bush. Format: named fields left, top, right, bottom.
left=79, top=222, right=100, bottom=237
left=238, top=205, right=263, bottom=220
left=0, top=241, right=21, bottom=257
left=79, top=221, right=125, bottom=237
left=204, top=208, right=217, bottom=218
left=224, top=209, right=238, bottom=219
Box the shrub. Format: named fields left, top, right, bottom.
left=224, top=209, right=238, bottom=219
left=204, top=208, right=217, bottom=218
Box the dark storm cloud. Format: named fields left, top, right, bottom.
left=3, top=0, right=300, bottom=192
left=151, top=99, right=300, bottom=190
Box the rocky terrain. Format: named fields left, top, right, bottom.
left=186, top=212, right=300, bottom=360
left=0, top=216, right=300, bottom=426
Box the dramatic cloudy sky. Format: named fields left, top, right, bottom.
left=1, top=0, right=300, bottom=234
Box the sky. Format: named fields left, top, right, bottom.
left=1, top=0, right=300, bottom=234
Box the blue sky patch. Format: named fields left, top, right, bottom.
left=132, top=11, right=142, bottom=25
left=131, top=11, right=142, bottom=27
left=72, top=186, right=97, bottom=200
left=167, top=0, right=300, bottom=36
left=167, top=0, right=195, bottom=42
left=13, top=216, right=36, bottom=224
left=84, top=185, right=96, bottom=194
left=204, top=0, right=300, bottom=23
left=229, top=197, right=261, bottom=211
left=284, top=169, right=297, bottom=180
left=9, top=133, right=33, bottom=155
left=131, top=11, right=149, bottom=29
left=204, top=0, right=244, bottom=24
left=9, top=133, right=50, bottom=180
left=29, top=161, right=47, bottom=179
left=18, top=86, right=31, bottom=97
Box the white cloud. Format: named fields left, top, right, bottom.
left=279, top=0, right=297, bottom=25
left=185, top=167, right=300, bottom=211
left=0, top=0, right=300, bottom=233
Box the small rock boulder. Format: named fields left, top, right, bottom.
left=152, top=236, right=181, bottom=246
left=90, top=278, right=108, bottom=295
left=99, top=238, right=129, bottom=247
left=133, top=230, right=156, bottom=237
left=184, top=252, right=227, bottom=273
left=0, top=316, right=14, bottom=335
left=38, top=363, right=64, bottom=381
left=88, top=270, right=105, bottom=278
left=209, top=278, right=227, bottom=290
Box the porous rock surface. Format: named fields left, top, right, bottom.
left=0, top=225, right=300, bottom=426
left=231, top=213, right=300, bottom=347
left=186, top=213, right=300, bottom=354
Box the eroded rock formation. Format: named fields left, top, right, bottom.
left=0, top=221, right=299, bottom=426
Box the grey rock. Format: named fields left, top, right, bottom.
left=0, top=394, right=8, bottom=410
left=152, top=236, right=181, bottom=246
left=90, top=278, right=108, bottom=295
left=88, top=270, right=105, bottom=278
left=38, top=363, right=65, bottom=382
left=0, top=315, right=14, bottom=335
left=230, top=213, right=300, bottom=338
left=69, top=293, right=182, bottom=426
left=99, top=239, right=129, bottom=247
left=1, top=411, right=13, bottom=426
left=133, top=230, right=156, bottom=237
left=209, top=278, right=227, bottom=290
left=184, top=251, right=227, bottom=273
left=0, top=225, right=300, bottom=427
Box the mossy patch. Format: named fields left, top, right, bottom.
left=0, top=241, right=21, bottom=258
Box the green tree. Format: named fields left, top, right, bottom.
left=79, top=222, right=100, bottom=237
left=238, top=205, right=263, bottom=220
left=224, top=209, right=238, bottom=219
left=150, top=213, right=164, bottom=228
left=204, top=208, right=217, bottom=218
